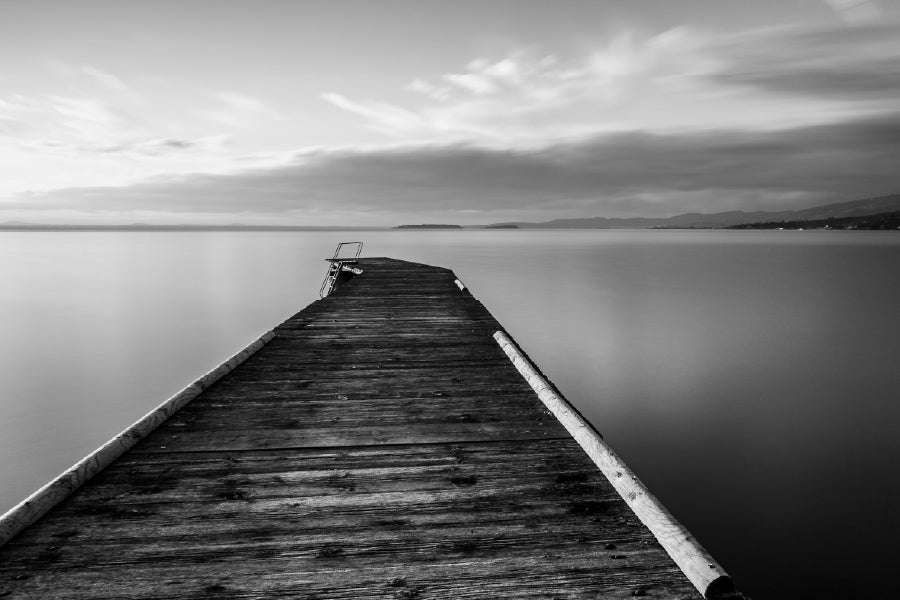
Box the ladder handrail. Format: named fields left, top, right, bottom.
left=331, top=241, right=363, bottom=261
left=319, top=242, right=364, bottom=298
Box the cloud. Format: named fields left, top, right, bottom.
left=402, top=78, right=450, bottom=101
left=324, top=38, right=683, bottom=141
left=321, top=93, right=426, bottom=136
left=80, top=65, right=140, bottom=99
left=821, top=0, right=882, bottom=23
left=47, top=95, right=127, bottom=142
left=322, top=22, right=900, bottom=145
left=3, top=68, right=280, bottom=152
left=0, top=63, right=151, bottom=147
left=442, top=72, right=499, bottom=96
left=708, top=22, right=900, bottom=102
left=204, top=92, right=281, bottom=129
left=0, top=96, right=33, bottom=132
left=83, top=135, right=232, bottom=156
left=8, top=112, right=900, bottom=223
left=0, top=61, right=288, bottom=196
left=6, top=21, right=899, bottom=223
left=0, top=91, right=157, bottom=151
left=6, top=91, right=230, bottom=158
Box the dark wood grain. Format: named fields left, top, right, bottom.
left=0, top=257, right=709, bottom=599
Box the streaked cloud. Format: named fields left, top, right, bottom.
left=708, top=22, right=900, bottom=102
left=4, top=13, right=899, bottom=224
left=821, top=0, right=882, bottom=23
left=80, top=65, right=140, bottom=99
left=402, top=78, right=450, bottom=101
left=49, top=95, right=129, bottom=142
left=326, top=36, right=692, bottom=141
left=0, top=62, right=288, bottom=196
left=1, top=64, right=149, bottom=148
left=204, top=92, right=282, bottom=129
left=0, top=92, right=150, bottom=155
left=320, top=93, right=426, bottom=136
left=443, top=71, right=500, bottom=96
left=1, top=91, right=229, bottom=159
left=8, top=111, right=899, bottom=224
left=323, top=22, right=900, bottom=143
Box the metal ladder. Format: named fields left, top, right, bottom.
left=319, top=242, right=364, bottom=298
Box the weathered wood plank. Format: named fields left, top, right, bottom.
left=0, top=257, right=733, bottom=600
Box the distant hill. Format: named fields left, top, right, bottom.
left=486, top=194, right=900, bottom=229
left=789, top=195, right=900, bottom=220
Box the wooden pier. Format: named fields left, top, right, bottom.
left=0, top=257, right=741, bottom=599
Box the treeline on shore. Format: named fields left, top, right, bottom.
left=726, top=211, right=900, bottom=230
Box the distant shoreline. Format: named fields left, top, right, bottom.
left=1, top=225, right=896, bottom=232
left=3, top=192, right=897, bottom=232
left=0, top=225, right=390, bottom=232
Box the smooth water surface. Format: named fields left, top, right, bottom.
left=1, top=230, right=898, bottom=599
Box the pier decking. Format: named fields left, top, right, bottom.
left=0, top=257, right=738, bottom=599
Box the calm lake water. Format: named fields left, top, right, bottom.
left=1, top=230, right=898, bottom=599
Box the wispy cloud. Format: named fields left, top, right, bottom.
left=23, top=134, right=233, bottom=157
left=402, top=78, right=450, bottom=101
left=5, top=18, right=899, bottom=223
left=0, top=95, right=33, bottom=132
left=325, top=38, right=676, bottom=140
left=821, top=0, right=882, bottom=24
left=0, top=63, right=290, bottom=197
left=204, top=92, right=281, bottom=129
left=1, top=62, right=151, bottom=149
left=320, top=93, right=426, bottom=136
left=48, top=95, right=129, bottom=143
left=80, top=65, right=141, bottom=99
left=1, top=92, right=218, bottom=158
left=322, top=23, right=900, bottom=143
left=708, top=22, right=900, bottom=103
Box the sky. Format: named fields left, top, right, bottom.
left=1, top=0, right=899, bottom=225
